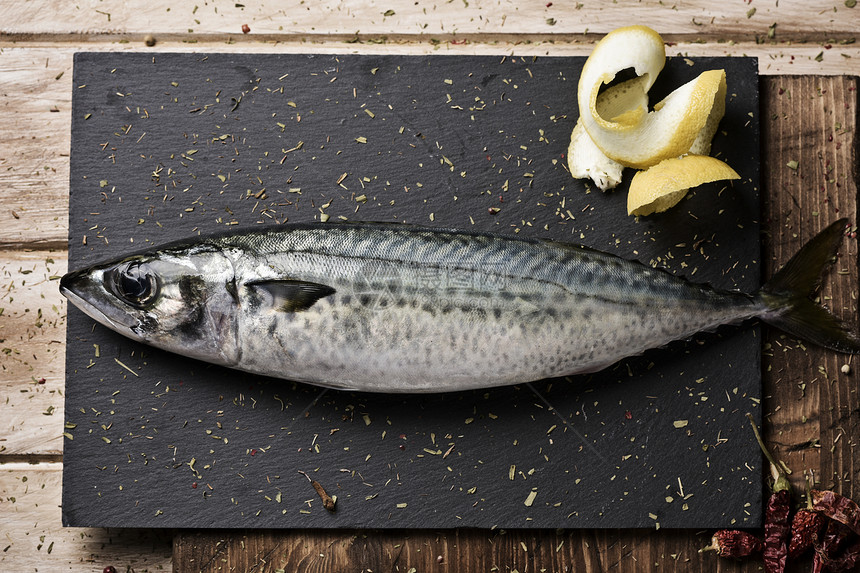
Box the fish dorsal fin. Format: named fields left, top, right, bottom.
left=247, top=279, right=336, bottom=313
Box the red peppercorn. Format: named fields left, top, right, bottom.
left=103, top=567, right=117, bottom=573
left=242, top=24, right=250, bottom=34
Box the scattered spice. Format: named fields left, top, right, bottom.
left=298, top=470, right=336, bottom=512
left=144, top=34, right=155, bottom=47
left=103, top=567, right=117, bottom=573
left=241, top=24, right=250, bottom=34
left=701, top=530, right=763, bottom=558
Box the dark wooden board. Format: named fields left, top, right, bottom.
left=63, top=52, right=761, bottom=529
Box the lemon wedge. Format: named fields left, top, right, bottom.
left=577, top=25, right=727, bottom=169
left=626, top=155, right=740, bottom=216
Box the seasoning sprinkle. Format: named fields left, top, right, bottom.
left=113, top=358, right=139, bottom=377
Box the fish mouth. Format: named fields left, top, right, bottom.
left=60, top=268, right=145, bottom=340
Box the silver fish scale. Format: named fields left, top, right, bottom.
left=210, top=224, right=760, bottom=392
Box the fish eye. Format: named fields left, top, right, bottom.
left=108, top=261, right=159, bottom=308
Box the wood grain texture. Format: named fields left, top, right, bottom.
left=171, top=75, right=859, bottom=572
left=174, top=529, right=735, bottom=573
left=0, top=465, right=172, bottom=572
left=0, top=251, right=67, bottom=456
left=0, top=47, right=70, bottom=249
left=1, top=0, right=857, bottom=40
left=760, top=76, right=860, bottom=498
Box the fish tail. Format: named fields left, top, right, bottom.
left=757, top=218, right=860, bottom=354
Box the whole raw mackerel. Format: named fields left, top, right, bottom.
left=60, top=219, right=860, bottom=392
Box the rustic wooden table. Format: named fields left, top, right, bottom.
left=1, top=2, right=859, bottom=572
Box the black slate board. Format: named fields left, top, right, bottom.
left=63, top=52, right=762, bottom=529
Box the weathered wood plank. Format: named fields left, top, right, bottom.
left=172, top=76, right=860, bottom=573
left=0, top=47, right=71, bottom=249
left=1, top=0, right=857, bottom=40
left=760, top=76, right=860, bottom=498
left=0, top=250, right=67, bottom=456
left=1, top=42, right=858, bottom=249
left=0, top=465, right=173, bottom=572
left=174, top=528, right=756, bottom=572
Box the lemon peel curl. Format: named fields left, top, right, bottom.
left=575, top=26, right=727, bottom=170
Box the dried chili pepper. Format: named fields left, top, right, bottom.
left=812, top=489, right=860, bottom=536
left=788, top=508, right=825, bottom=559
left=813, top=519, right=854, bottom=573
left=700, top=530, right=763, bottom=558
left=788, top=473, right=827, bottom=559
left=765, top=488, right=792, bottom=573
left=825, top=537, right=860, bottom=573
left=747, top=413, right=791, bottom=573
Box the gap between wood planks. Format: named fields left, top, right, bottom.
left=3, top=31, right=859, bottom=45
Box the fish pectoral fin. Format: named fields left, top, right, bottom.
left=247, top=279, right=336, bottom=313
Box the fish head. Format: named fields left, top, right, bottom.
left=60, top=245, right=240, bottom=367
